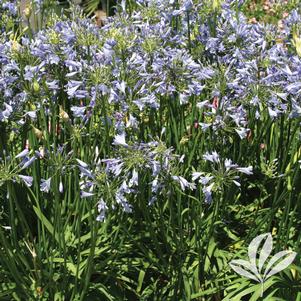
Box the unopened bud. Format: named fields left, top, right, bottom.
left=293, top=32, right=301, bottom=57
left=59, top=181, right=63, bottom=193
left=23, top=5, right=32, bottom=18
left=287, top=176, right=292, bottom=191
left=33, top=80, right=40, bottom=93
left=11, top=40, right=21, bottom=52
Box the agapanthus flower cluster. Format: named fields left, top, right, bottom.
left=1, top=0, right=18, bottom=16
left=1, top=1, right=301, bottom=222
left=192, top=151, right=253, bottom=203
left=2, top=3, right=301, bottom=132
left=76, top=134, right=190, bottom=220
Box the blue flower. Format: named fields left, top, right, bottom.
left=15, top=149, right=29, bottom=159
left=203, top=151, right=220, bottom=163
left=80, top=191, right=95, bottom=198
left=40, top=178, right=51, bottom=193
left=113, top=132, right=128, bottom=147
left=236, top=166, right=253, bottom=175
left=172, top=175, right=195, bottom=191
left=96, top=199, right=108, bottom=222
left=20, top=156, right=36, bottom=170
left=71, top=106, right=86, bottom=118
left=18, top=175, right=33, bottom=187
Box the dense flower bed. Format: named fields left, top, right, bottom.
left=0, top=0, right=301, bottom=300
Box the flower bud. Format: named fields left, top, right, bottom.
left=59, top=181, right=63, bottom=193
left=11, top=40, right=21, bottom=52
left=23, top=4, right=32, bottom=18
left=287, top=176, right=292, bottom=192
left=292, top=32, right=301, bottom=57
left=33, top=80, right=40, bottom=93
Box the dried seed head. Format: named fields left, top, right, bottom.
left=95, top=10, right=107, bottom=27
left=249, top=18, right=257, bottom=24
left=59, top=106, right=70, bottom=122
left=32, top=126, right=43, bottom=140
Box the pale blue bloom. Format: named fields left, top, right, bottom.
left=76, top=159, right=89, bottom=168
left=16, top=149, right=29, bottom=159
left=18, top=175, right=33, bottom=187
left=79, top=166, right=95, bottom=179
left=40, top=178, right=51, bottom=193
left=80, top=191, right=95, bottom=198
left=203, top=151, right=220, bottom=163
left=21, top=156, right=36, bottom=170
left=113, top=132, right=128, bottom=147
left=203, top=183, right=214, bottom=204
left=96, top=199, right=108, bottom=222
left=71, top=106, right=86, bottom=118
left=172, top=176, right=195, bottom=191
left=235, top=127, right=249, bottom=139
left=236, top=166, right=253, bottom=175
left=129, top=169, right=138, bottom=187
